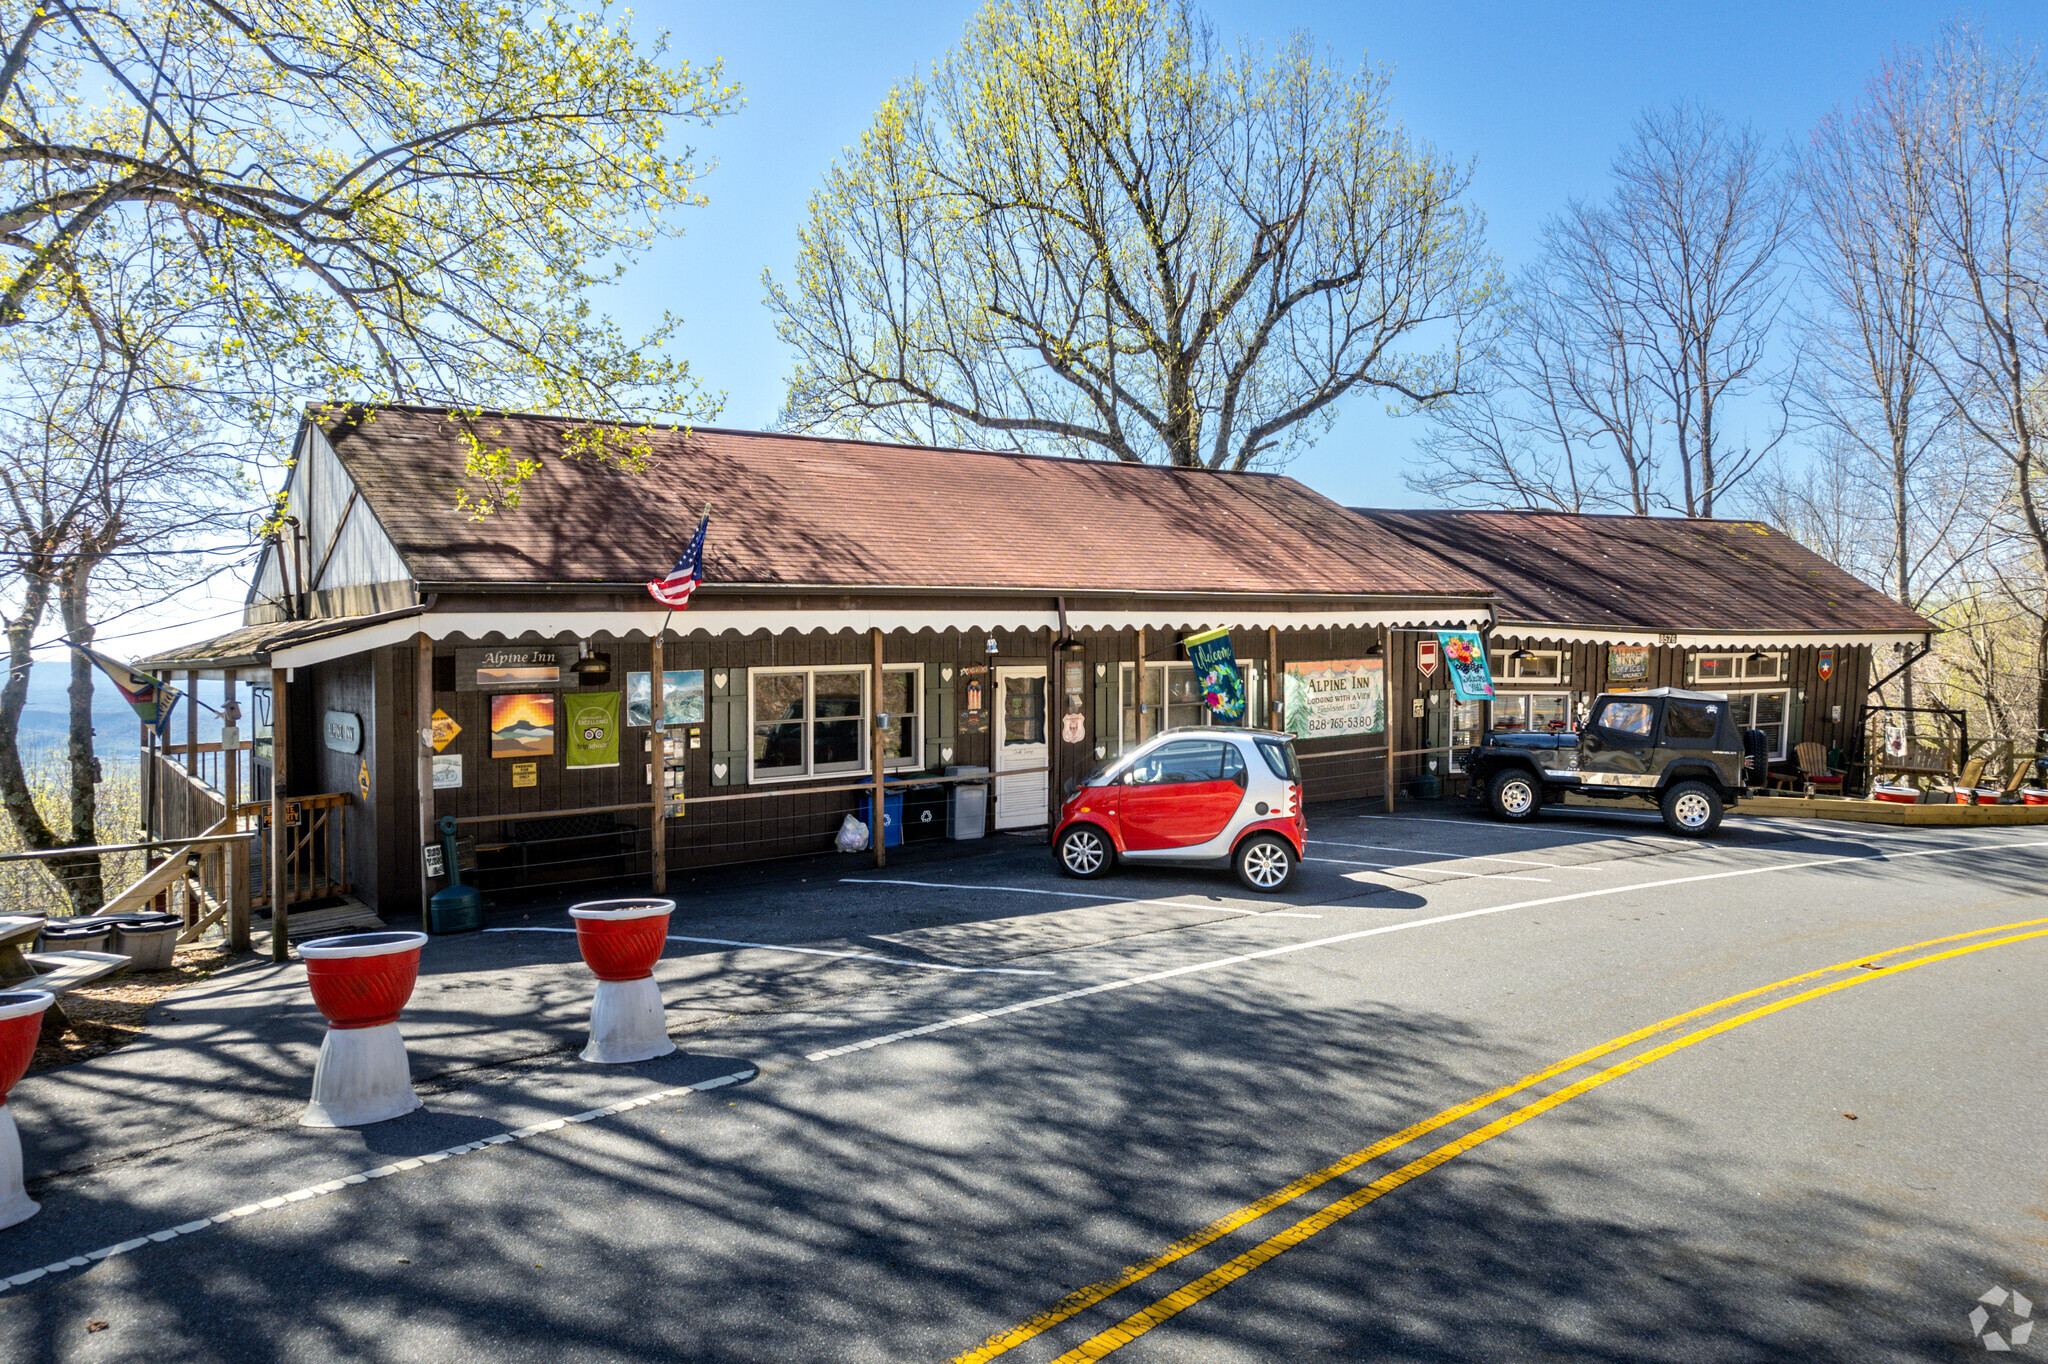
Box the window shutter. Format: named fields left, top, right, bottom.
left=1094, top=663, right=1116, bottom=754
left=1559, top=650, right=1572, bottom=687
left=1785, top=688, right=1806, bottom=759
left=710, top=667, right=747, bottom=787
left=925, top=665, right=956, bottom=766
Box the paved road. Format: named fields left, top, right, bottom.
left=3, top=803, right=2045, bottom=1362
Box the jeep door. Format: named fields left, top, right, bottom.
left=1580, top=697, right=1662, bottom=787
left=1118, top=739, right=1248, bottom=850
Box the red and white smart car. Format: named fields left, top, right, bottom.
left=1053, top=728, right=1306, bottom=893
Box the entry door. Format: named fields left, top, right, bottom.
left=994, top=666, right=1048, bottom=830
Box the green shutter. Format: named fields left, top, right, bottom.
left=1785, top=687, right=1806, bottom=760
left=925, top=665, right=957, bottom=767
left=710, top=666, right=746, bottom=787
left=1093, top=661, right=1116, bottom=755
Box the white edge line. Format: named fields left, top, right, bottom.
left=803, top=840, right=2048, bottom=1062
left=1305, top=857, right=1551, bottom=883
left=482, top=926, right=1053, bottom=976
left=1307, top=839, right=1590, bottom=869
left=840, top=878, right=1319, bottom=919
left=0, top=1066, right=759, bottom=1295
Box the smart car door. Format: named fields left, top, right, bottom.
left=1118, top=739, right=1247, bottom=850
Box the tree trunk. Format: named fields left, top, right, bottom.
left=59, top=565, right=105, bottom=911
left=0, top=573, right=99, bottom=907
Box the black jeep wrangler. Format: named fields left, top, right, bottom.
left=1458, top=687, right=1751, bottom=836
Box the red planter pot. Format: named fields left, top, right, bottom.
left=569, top=900, right=675, bottom=982
left=1872, top=785, right=1919, bottom=805
left=0, top=992, right=52, bottom=1105
left=2024, top=789, right=2048, bottom=807
left=299, top=932, right=427, bottom=1030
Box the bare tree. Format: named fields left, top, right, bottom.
left=1559, top=104, right=1798, bottom=516
left=767, top=0, right=1496, bottom=469
left=1795, top=53, right=1975, bottom=710
left=1920, top=27, right=2048, bottom=734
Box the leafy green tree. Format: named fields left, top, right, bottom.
left=1, top=0, right=740, bottom=512
left=767, top=0, right=1494, bottom=470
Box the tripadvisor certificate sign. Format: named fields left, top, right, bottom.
left=565, top=692, right=621, bottom=769
left=1283, top=659, right=1385, bottom=739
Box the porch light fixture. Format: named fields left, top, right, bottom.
left=1507, top=648, right=1534, bottom=663
left=1746, top=649, right=1770, bottom=663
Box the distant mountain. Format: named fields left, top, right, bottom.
left=496, top=719, right=552, bottom=738
left=11, top=660, right=211, bottom=760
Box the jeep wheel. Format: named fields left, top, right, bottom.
left=1056, top=824, right=1114, bottom=878
left=1661, top=780, right=1724, bottom=836
left=1486, top=769, right=1542, bottom=823
left=1234, top=833, right=1297, bottom=893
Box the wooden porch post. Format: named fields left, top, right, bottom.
left=871, top=627, right=887, bottom=868
left=415, top=634, right=436, bottom=921
left=269, top=665, right=289, bottom=961
left=650, top=633, right=667, bottom=892
left=224, top=675, right=249, bottom=953
left=1134, top=627, right=1147, bottom=745
left=1046, top=626, right=1061, bottom=831
left=1267, top=626, right=1281, bottom=730
left=1382, top=625, right=1396, bottom=814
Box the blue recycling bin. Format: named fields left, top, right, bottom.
left=882, top=792, right=904, bottom=848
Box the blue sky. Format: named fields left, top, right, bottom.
left=112, top=1, right=2048, bottom=657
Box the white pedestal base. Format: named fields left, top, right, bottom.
left=582, top=976, right=675, bottom=1064
left=302, top=1022, right=421, bottom=1127
left=0, top=1107, right=36, bottom=1230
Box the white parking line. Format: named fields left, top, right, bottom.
left=483, top=926, right=1056, bottom=975
left=840, top=878, right=1322, bottom=918
left=1309, top=838, right=1601, bottom=870
left=1305, top=856, right=1551, bottom=883
left=804, top=839, right=2048, bottom=1061
left=1349, top=812, right=1686, bottom=842
left=0, top=1067, right=759, bottom=1295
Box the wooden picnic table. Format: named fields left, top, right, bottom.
left=0, top=916, right=133, bottom=1039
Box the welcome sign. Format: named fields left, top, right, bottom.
left=1282, top=659, right=1385, bottom=739
left=1438, top=631, right=1495, bottom=702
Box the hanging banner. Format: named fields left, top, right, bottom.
left=1438, top=631, right=1496, bottom=702
left=1817, top=649, right=1835, bottom=681
left=565, top=691, right=622, bottom=769
left=1282, top=659, right=1385, bottom=739
left=1417, top=638, right=1439, bottom=678
left=1183, top=628, right=1246, bottom=722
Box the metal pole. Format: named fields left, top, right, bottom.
left=269, top=665, right=289, bottom=962
left=650, top=633, right=667, bottom=892
left=415, top=634, right=436, bottom=924
left=871, top=627, right=887, bottom=868
left=1267, top=626, right=1281, bottom=730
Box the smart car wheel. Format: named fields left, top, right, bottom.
left=1057, top=825, right=1113, bottom=879
left=1234, top=834, right=1297, bottom=893
left=1661, top=780, right=1723, bottom=836
left=1487, top=769, right=1542, bottom=822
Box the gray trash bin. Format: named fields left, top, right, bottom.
left=944, top=765, right=989, bottom=840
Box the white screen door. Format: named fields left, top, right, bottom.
left=994, top=665, right=1048, bottom=830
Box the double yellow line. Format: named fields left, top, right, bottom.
left=952, top=914, right=2048, bottom=1364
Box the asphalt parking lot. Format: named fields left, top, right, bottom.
left=4, top=798, right=2045, bottom=1362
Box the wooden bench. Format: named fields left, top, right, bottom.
left=0, top=917, right=132, bottom=1040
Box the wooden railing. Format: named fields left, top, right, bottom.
left=150, top=749, right=229, bottom=842
left=0, top=828, right=255, bottom=950
left=236, top=792, right=351, bottom=908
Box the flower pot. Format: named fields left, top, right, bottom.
left=568, top=900, right=674, bottom=982
left=2023, top=789, right=2048, bottom=807
left=300, top=931, right=426, bottom=1030
left=1871, top=785, right=1918, bottom=805
left=568, top=900, right=676, bottom=1064
left=297, top=932, right=427, bottom=1128
left=0, top=990, right=54, bottom=1230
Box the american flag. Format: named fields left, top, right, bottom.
left=646, top=513, right=709, bottom=609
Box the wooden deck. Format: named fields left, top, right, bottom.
left=1736, top=795, right=2048, bottom=826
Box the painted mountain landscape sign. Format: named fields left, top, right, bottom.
left=490, top=692, right=556, bottom=759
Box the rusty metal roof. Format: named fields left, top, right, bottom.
left=318, top=406, right=1492, bottom=600
left=1350, top=508, right=1932, bottom=635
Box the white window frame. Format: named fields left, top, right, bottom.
left=1726, top=689, right=1792, bottom=761
left=1118, top=660, right=1265, bottom=752
left=1491, top=647, right=1568, bottom=684
left=1490, top=691, right=1575, bottom=734
left=746, top=664, right=923, bottom=785
left=1690, top=651, right=1786, bottom=685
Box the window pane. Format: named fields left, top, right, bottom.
left=1518, top=653, right=1561, bottom=680
left=1141, top=666, right=1164, bottom=707
left=1755, top=691, right=1786, bottom=726
left=882, top=669, right=916, bottom=715
left=1695, top=656, right=1736, bottom=682
left=883, top=714, right=916, bottom=763
left=812, top=718, right=862, bottom=769
left=1530, top=694, right=1570, bottom=732
left=1596, top=701, right=1656, bottom=737
left=1120, top=665, right=1139, bottom=749
left=814, top=672, right=864, bottom=719
left=752, top=722, right=804, bottom=775
left=1493, top=696, right=1530, bottom=731
left=754, top=673, right=806, bottom=723
left=1004, top=675, right=1045, bottom=744
left=1453, top=699, right=1485, bottom=748
left=1132, top=740, right=1229, bottom=784
left=1663, top=700, right=1719, bottom=742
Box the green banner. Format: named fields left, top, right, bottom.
left=565, top=691, right=622, bottom=769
